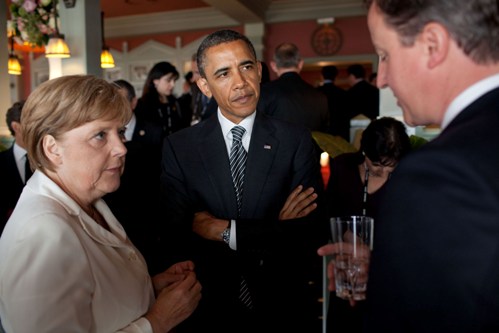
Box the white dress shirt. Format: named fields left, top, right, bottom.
left=0, top=171, right=155, bottom=333
left=217, top=109, right=256, bottom=250
left=12, top=142, right=27, bottom=183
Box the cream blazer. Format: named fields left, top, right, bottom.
left=0, top=171, right=155, bottom=333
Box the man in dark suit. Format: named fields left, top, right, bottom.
left=319, top=0, right=499, bottom=331
left=317, top=65, right=349, bottom=141
left=104, top=79, right=164, bottom=275
left=346, top=63, right=379, bottom=120
left=0, top=100, right=29, bottom=232
left=160, top=30, right=327, bottom=333
left=259, top=42, right=329, bottom=133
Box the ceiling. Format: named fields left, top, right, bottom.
left=99, top=0, right=367, bottom=38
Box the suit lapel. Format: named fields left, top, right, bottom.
left=243, top=112, right=279, bottom=216
left=197, top=116, right=239, bottom=216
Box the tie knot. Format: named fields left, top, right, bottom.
left=231, top=126, right=245, bottom=142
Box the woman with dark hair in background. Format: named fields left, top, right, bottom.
left=135, top=61, right=189, bottom=137
left=325, top=116, right=412, bottom=333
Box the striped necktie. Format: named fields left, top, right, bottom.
left=230, top=126, right=246, bottom=216
left=229, top=126, right=253, bottom=309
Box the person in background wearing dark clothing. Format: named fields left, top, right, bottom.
left=178, top=71, right=195, bottom=125
left=259, top=42, right=329, bottom=133
left=105, top=79, right=164, bottom=275
left=319, top=0, right=499, bottom=331
left=325, top=117, right=411, bottom=333
left=159, top=29, right=327, bottom=333
left=0, top=100, right=29, bottom=233
left=260, top=61, right=270, bottom=85
left=134, top=61, right=189, bottom=136
left=368, top=72, right=377, bottom=86
left=189, top=53, right=218, bottom=125
left=346, top=64, right=379, bottom=120
left=317, top=65, right=349, bottom=141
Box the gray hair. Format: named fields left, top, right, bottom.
left=366, top=0, right=499, bottom=64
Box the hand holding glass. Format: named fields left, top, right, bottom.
left=330, top=216, right=374, bottom=301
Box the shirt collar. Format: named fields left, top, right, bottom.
left=13, top=142, right=27, bottom=163
left=442, top=73, right=499, bottom=129
left=124, top=114, right=137, bottom=142
left=218, top=108, right=255, bottom=152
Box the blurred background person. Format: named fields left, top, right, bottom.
left=317, top=65, right=349, bottom=141
left=259, top=42, right=329, bottom=133
left=105, top=79, right=164, bottom=275
left=0, top=75, right=201, bottom=333
left=324, top=116, right=411, bottom=333
left=0, top=100, right=28, bottom=233
left=368, top=72, right=378, bottom=86
left=135, top=61, right=190, bottom=137
left=346, top=63, right=379, bottom=121
left=189, top=53, right=218, bottom=125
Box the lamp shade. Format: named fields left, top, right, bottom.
left=101, top=47, right=115, bottom=68
left=8, top=55, right=22, bottom=75
left=45, top=35, right=71, bottom=58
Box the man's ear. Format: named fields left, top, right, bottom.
left=42, top=134, right=62, bottom=165
left=297, top=59, right=304, bottom=72
left=270, top=61, right=278, bottom=74
left=11, top=121, right=21, bottom=134
left=131, top=96, right=138, bottom=111
left=421, top=22, right=450, bottom=69
left=196, top=78, right=212, bottom=98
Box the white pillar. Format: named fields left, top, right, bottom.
left=244, top=23, right=265, bottom=61
left=59, top=0, right=102, bottom=76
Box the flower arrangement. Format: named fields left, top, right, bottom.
left=9, top=0, right=56, bottom=47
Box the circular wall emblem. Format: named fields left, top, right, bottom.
left=311, top=25, right=342, bottom=56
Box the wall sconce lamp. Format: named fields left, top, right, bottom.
left=45, top=0, right=71, bottom=58
left=100, top=12, right=115, bottom=68
left=8, top=37, right=22, bottom=75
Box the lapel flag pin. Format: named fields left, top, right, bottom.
left=264, top=144, right=271, bottom=150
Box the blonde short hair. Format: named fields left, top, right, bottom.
left=21, top=75, right=132, bottom=172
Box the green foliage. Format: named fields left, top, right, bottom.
left=312, top=131, right=357, bottom=158
left=409, top=135, right=428, bottom=150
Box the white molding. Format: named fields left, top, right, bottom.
left=105, top=0, right=366, bottom=38
left=106, top=8, right=238, bottom=38
left=266, top=0, right=367, bottom=22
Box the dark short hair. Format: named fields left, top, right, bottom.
left=196, top=29, right=256, bottom=78
left=6, top=100, right=25, bottom=136
left=321, top=65, right=339, bottom=80
left=113, top=79, right=136, bottom=103
left=347, top=64, right=366, bottom=79
left=360, top=117, right=411, bottom=166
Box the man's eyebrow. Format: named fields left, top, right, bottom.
left=213, top=66, right=230, bottom=77
left=212, top=60, right=255, bottom=77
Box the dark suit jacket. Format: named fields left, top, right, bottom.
left=0, top=145, right=25, bottom=233
left=160, top=111, right=328, bottom=332
left=365, top=87, right=499, bottom=332
left=317, top=82, right=349, bottom=141
left=104, top=118, right=163, bottom=275
left=130, top=116, right=163, bottom=147
left=346, top=80, right=379, bottom=120
left=259, top=72, right=329, bottom=133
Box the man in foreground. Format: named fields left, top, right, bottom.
left=319, top=0, right=499, bottom=331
